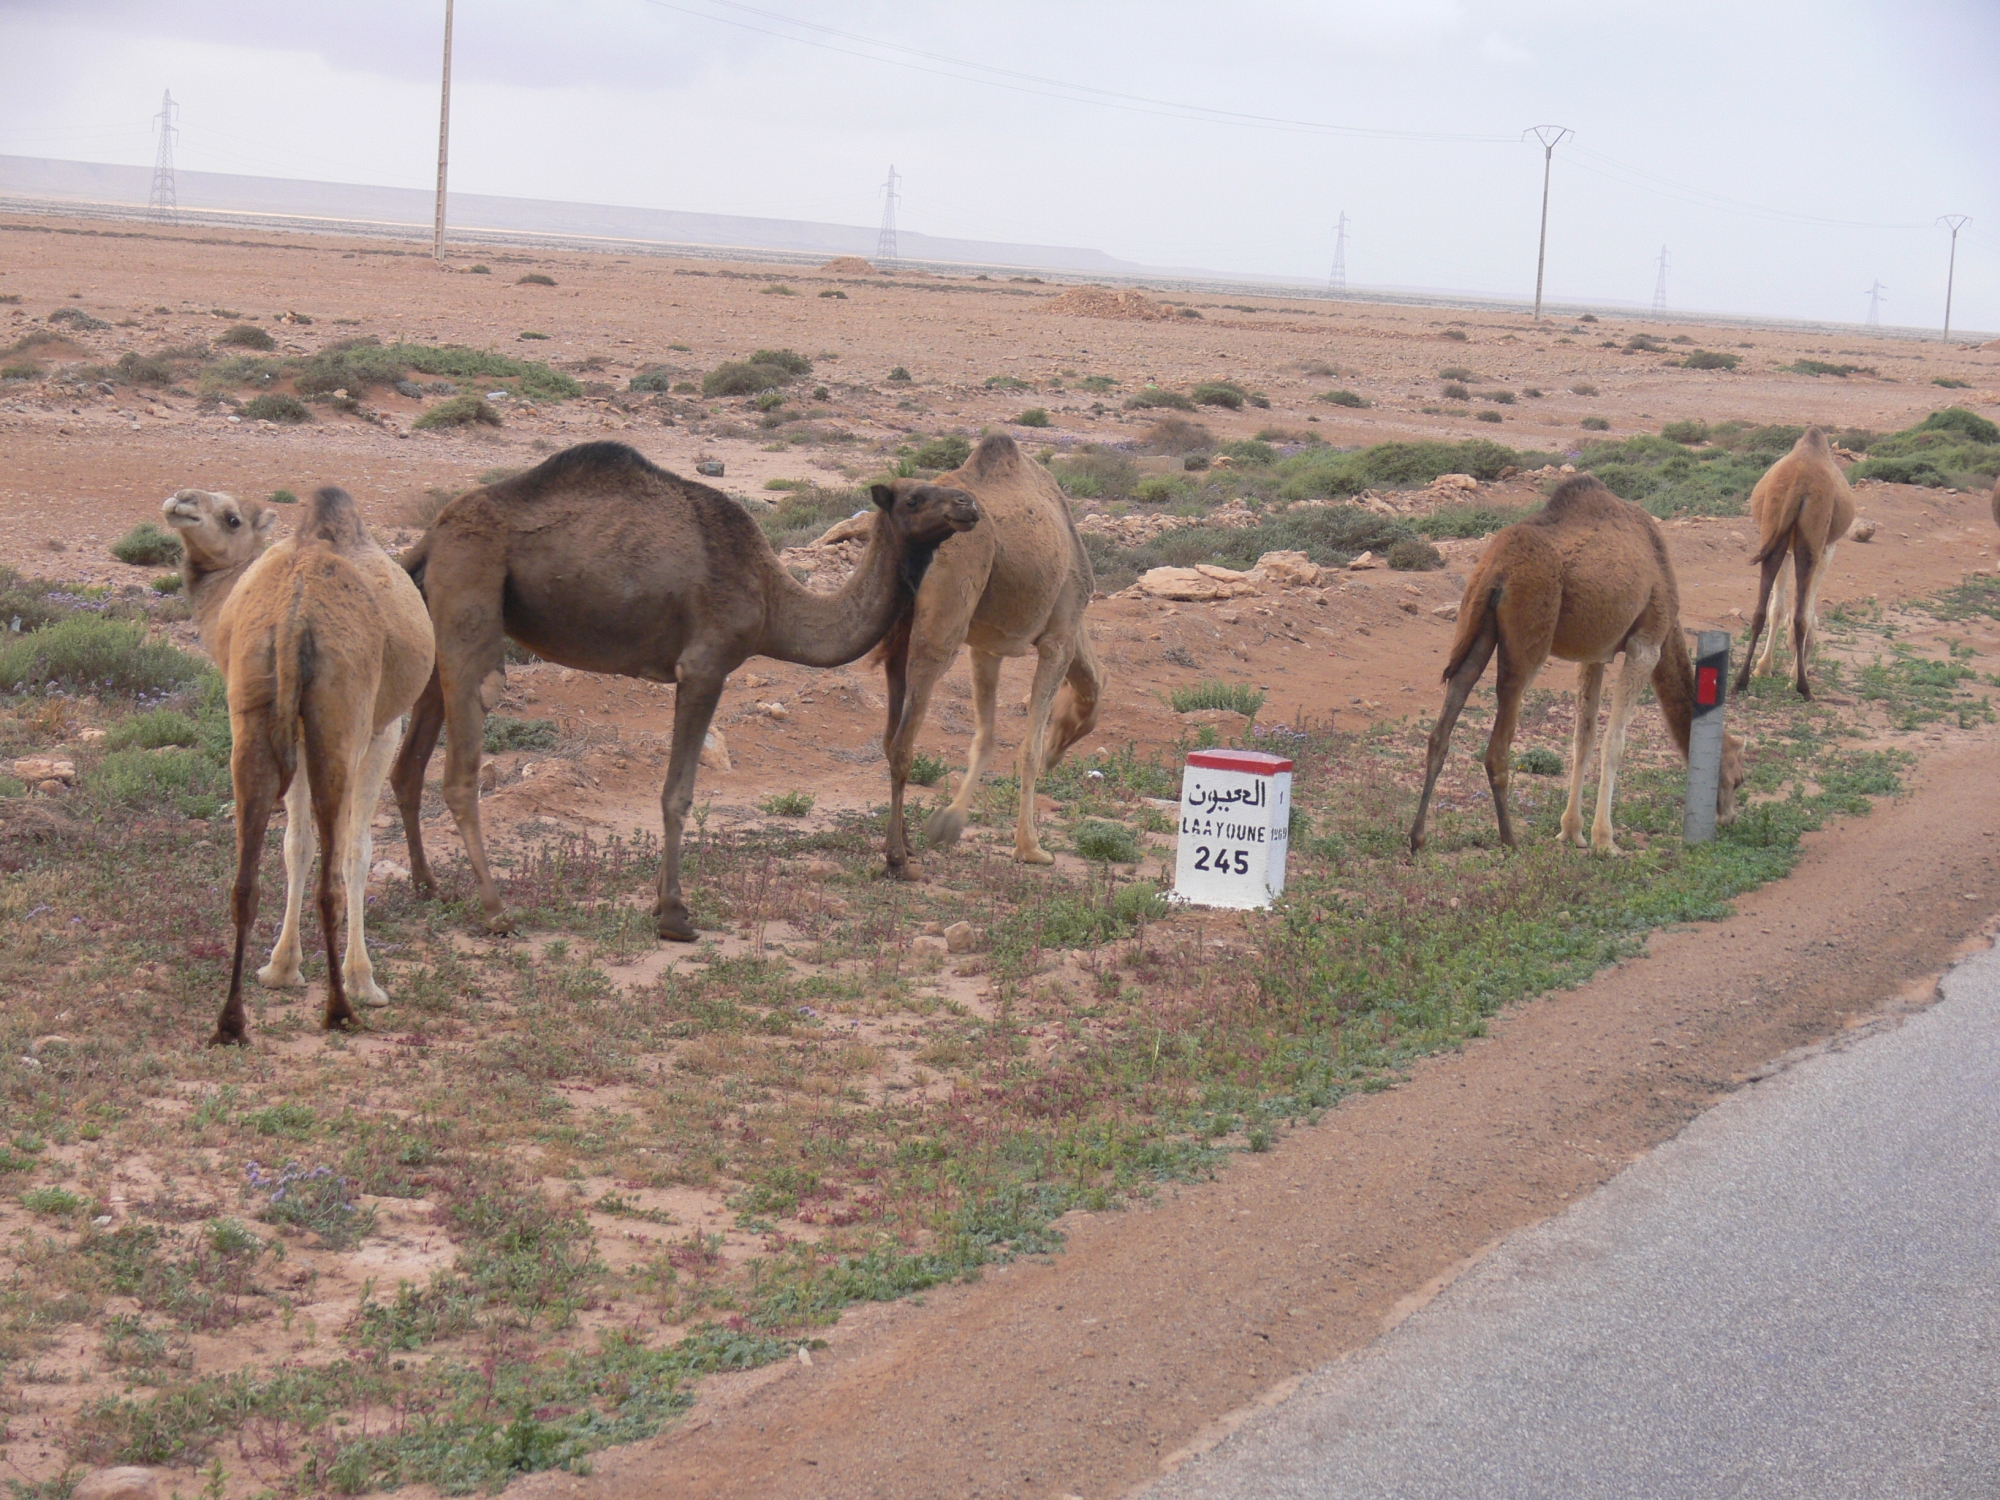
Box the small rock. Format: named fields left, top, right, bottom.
left=1137, top=565, right=1255, bottom=601
left=944, top=920, right=976, bottom=953
left=759, top=702, right=790, bottom=721
left=1849, top=517, right=1877, bottom=543
left=1432, top=603, right=1460, bottom=621
left=13, top=757, right=76, bottom=785
left=1348, top=551, right=1378, bottom=571
left=1248, top=549, right=1321, bottom=588
left=700, top=729, right=732, bottom=772
left=78, top=727, right=106, bottom=743
left=912, top=935, right=948, bottom=955
left=37, top=780, right=66, bottom=796
left=72, top=1470, right=160, bottom=1500
left=803, top=859, right=842, bottom=879
left=695, top=459, right=725, bottom=477
left=1398, top=600, right=1419, bottom=614
left=369, top=860, right=410, bottom=882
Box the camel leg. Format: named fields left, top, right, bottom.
left=436, top=645, right=509, bottom=932
left=1800, top=543, right=1834, bottom=667
left=1791, top=535, right=1820, bottom=698
left=925, top=649, right=1002, bottom=854
left=338, top=722, right=401, bottom=1008
left=883, top=637, right=955, bottom=880
left=217, top=739, right=288, bottom=1048
left=654, top=669, right=726, bottom=942
left=1742, top=546, right=1787, bottom=684
left=391, top=668, right=445, bottom=897
left=1482, top=648, right=1535, bottom=850
left=1409, top=609, right=1500, bottom=853
left=1559, top=662, right=1607, bottom=848
left=257, top=769, right=313, bottom=989
left=1751, top=568, right=1787, bottom=677
left=1589, top=641, right=1661, bottom=855
left=1040, top=629, right=1102, bottom=773
left=1013, top=637, right=1074, bottom=866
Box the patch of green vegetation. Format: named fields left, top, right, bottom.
left=149, top=574, right=181, bottom=595
left=1662, top=419, right=1710, bottom=445
left=1933, top=376, right=1970, bottom=389
left=629, top=367, right=675, bottom=392
left=21, top=1187, right=85, bottom=1218
left=1073, top=820, right=1141, bottom=864
left=1515, top=747, right=1564, bottom=776
left=1848, top=408, right=2000, bottom=489
left=1476, top=410, right=1504, bottom=424
left=1192, top=381, right=1248, bottom=410
left=414, top=394, right=502, bottom=430
left=111, top=523, right=182, bottom=566
left=268, top=488, right=299, bottom=505
left=1572, top=422, right=1811, bottom=518
left=757, top=486, right=863, bottom=550
left=908, top=751, right=949, bottom=788
left=704, top=350, right=812, bottom=397
left=760, top=790, right=815, bottom=818
left=468, top=263, right=491, bottom=274
left=887, top=366, right=912, bottom=382
left=1319, top=389, right=1369, bottom=408
left=1581, top=415, right=1611, bottom=431
left=760, top=284, right=797, bottom=297
left=1078, top=375, right=1119, bottom=391
left=484, top=716, right=560, bottom=753
left=0, top=616, right=206, bottom=697
left=216, top=324, right=275, bottom=351
left=1276, top=438, right=1549, bottom=502
left=518, top=331, right=550, bottom=341
left=518, top=273, right=556, bottom=286
left=245, top=1161, right=373, bottom=1250
left=1386, top=538, right=1444, bottom=571
left=1413, top=504, right=1528, bottom=540
left=1681, top=351, right=1740, bottom=370
left=1440, top=382, right=1470, bottom=401
left=1125, top=386, right=1197, bottom=412
left=984, top=375, right=1032, bottom=391
left=104, top=708, right=200, bottom=751
left=239, top=393, right=311, bottom=423
left=1784, top=359, right=1869, bottom=378
left=1169, top=680, right=1266, bottom=717
left=1016, top=407, right=1051, bottom=428
left=913, top=435, right=971, bottom=470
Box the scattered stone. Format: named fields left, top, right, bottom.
left=700, top=729, right=732, bottom=772
left=1399, top=600, right=1420, bottom=614
left=695, top=460, right=725, bottom=477
left=912, top=935, right=948, bottom=955
left=72, top=1470, right=160, bottom=1500
left=944, top=920, right=976, bottom=953
left=1432, top=603, right=1460, bottom=621
left=1432, top=473, right=1478, bottom=493
left=1137, top=565, right=1257, bottom=601
left=759, top=702, right=790, bottom=721
left=12, top=757, right=75, bottom=786
left=78, top=727, right=105, bottom=743
left=803, top=859, right=842, bottom=879
left=369, top=860, right=410, bottom=882
left=1849, top=517, right=1877, bottom=543
left=1249, top=550, right=1321, bottom=588
left=1347, top=552, right=1378, bottom=571
left=814, top=511, right=875, bottom=546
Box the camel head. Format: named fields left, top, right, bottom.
left=867, top=480, right=982, bottom=551
left=1717, top=731, right=1747, bottom=826
left=163, top=489, right=277, bottom=578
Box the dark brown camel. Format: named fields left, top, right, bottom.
left=389, top=442, right=979, bottom=940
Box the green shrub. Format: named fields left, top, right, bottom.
left=49, top=307, right=109, bottom=330
left=115, top=351, right=174, bottom=385
left=1220, top=439, right=1278, bottom=466
left=753, top=391, right=784, bottom=413
left=468, top=264, right=491, bottom=274
left=240, top=393, right=311, bottom=423
left=1516, top=747, right=1564, bottom=776
left=1784, top=359, right=1867, bottom=378
left=1476, top=410, right=1503, bottom=424
left=1112, top=882, right=1167, bottom=923
left=887, top=366, right=912, bottom=382
left=1626, top=335, right=1666, bottom=353
left=1016, top=407, right=1051, bottom=428
left=1274, top=438, right=1542, bottom=502
left=1581, top=416, right=1611, bottom=431
left=1440, top=382, right=1470, bottom=401
left=269, top=488, right=298, bottom=505
left=483, top=716, right=559, bottom=753
left=518, top=330, right=550, bottom=341
left=1849, top=455, right=1948, bottom=486
left=760, top=284, right=797, bottom=297
left=1918, top=407, right=2000, bottom=444
left=413, top=394, right=502, bottom=430
left=913, top=434, right=971, bottom=470
left=1141, top=416, right=1215, bottom=455
left=1078, top=375, right=1119, bottom=392
left=1, top=363, right=37, bottom=381
left=703, top=360, right=792, bottom=397
left=1192, top=381, right=1246, bottom=410
left=111, top=522, right=183, bottom=566
left=1386, top=537, right=1444, bottom=571
left=518, top=273, right=556, bottom=286
left=21, top=1187, right=84, bottom=1217
left=1682, top=350, right=1740, bottom=371
left=1848, top=408, right=2000, bottom=487
left=1662, top=419, right=1710, bottom=445
left=984, top=375, right=1032, bottom=391
left=107, top=708, right=201, bottom=750
left=97, top=745, right=230, bottom=818
left=287, top=337, right=579, bottom=402
left=1073, top=820, right=1141, bottom=864
left=217, top=324, right=275, bottom=350
left=820, top=289, right=847, bottom=299
left=0, top=566, right=79, bottom=633
left=629, top=367, right=674, bottom=392
left=1125, top=386, right=1197, bottom=412
left=1319, top=389, right=1369, bottom=408
left=760, top=790, right=814, bottom=817
left=908, top=751, right=949, bottom=788
left=750, top=348, right=812, bottom=376
left=1169, top=680, right=1266, bottom=717
left=150, top=574, right=182, bottom=594
left=1933, top=376, right=1970, bottom=389
left=1050, top=450, right=1138, bottom=499
left=1481, top=390, right=1516, bottom=405
left=1439, top=366, right=1476, bottom=381
left=1443, top=328, right=1468, bottom=341
left=1414, top=504, right=1526, bottom=539
left=1571, top=382, right=1598, bottom=396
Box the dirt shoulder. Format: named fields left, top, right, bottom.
left=535, top=735, right=2000, bottom=1500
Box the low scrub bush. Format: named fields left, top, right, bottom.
left=115, top=352, right=174, bottom=385
left=1141, top=416, right=1215, bottom=455
left=106, top=708, right=201, bottom=750
left=1849, top=409, right=2000, bottom=488
left=217, top=324, right=275, bottom=350
left=1169, top=680, right=1266, bottom=717
left=1581, top=415, right=1611, bottom=431
left=97, top=745, right=230, bottom=818
left=1441, top=382, right=1470, bottom=401
left=1386, top=537, right=1444, bottom=571
left=1319, top=389, right=1369, bottom=408
left=1016, top=407, right=1051, bottom=428
left=1933, top=376, right=1970, bottom=389
left=630, top=367, right=674, bottom=392
left=518, top=273, right=556, bottom=286
left=887, top=366, right=912, bottom=382
left=760, top=790, right=815, bottom=817
left=484, top=716, right=559, bottom=753
left=912, top=434, right=971, bottom=470
left=760, top=487, right=863, bottom=550
left=1439, top=366, right=1477, bottom=382
left=1125, top=386, right=1197, bottom=412
left=49, top=307, right=109, bottom=330
left=1220, top=439, right=1278, bottom=466
left=1573, top=423, right=1815, bottom=518
left=1051, top=449, right=1138, bottom=500
left=1276, top=437, right=1546, bottom=501
left=1516, top=747, right=1564, bottom=775
left=908, top=751, right=949, bottom=788
left=0, top=615, right=207, bottom=696
left=1682, top=351, right=1740, bottom=371
left=1073, top=820, right=1141, bottom=864
left=984, top=375, right=1032, bottom=391
left=704, top=360, right=794, bottom=397
left=1078, top=375, right=1119, bottom=391
left=1414, top=504, right=1528, bottom=539
left=1626, top=335, right=1667, bottom=353
left=1475, top=410, right=1504, bottom=423
left=1192, top=381, right=1247, bottom=410
left=0, top=566, right=80, bottom=632
left=111, top=523, right=182, bottom=566
left=1784, top=359, right=1868, bottom=378
left=1570, top=382, right=1598, bottom=396
left=1442, top=328, right=1468, bottom=341
left=1481, top=390, right=1515, bottom=405
left=240, top=393, right=311, bottom=423
left=413, top=394, right=502, bottom=430
left=1662, top=419, right=1710, bottom=445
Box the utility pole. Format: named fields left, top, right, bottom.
left=1328, top=210, right=1348, bottom=293
left=1865, top=279, right=1886, bottom=327
left=147, top=90, right=178, bottom=222
left=433, top=0, right=454, bottom=266
left=875, top=165, right=900, bottom=264
left=1938, top=215, right=1970, bottom=343
left=1525, top=125, right=1572, bottom=320
left=1651, top=245, right=1669, bottom=313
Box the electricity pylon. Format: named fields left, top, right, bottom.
left=147, top=91, right=178, bottom=221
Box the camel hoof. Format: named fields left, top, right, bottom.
left=256, top=962, right=304, bottom=990
left=353, top=985, right=391, bottom=1009
left=885, top=859, right=919, bottom=883
left=323, top=1013, right=361, bottom=1033
left=207, top=1030, right=248, bottom=1049
left=656, top=909, right=697, bottom=943
left=1016, top=846, right=1055, bottom=867
left=481, top=910, right=514, bottom=935
left=924, top=808, right=967, bottom=849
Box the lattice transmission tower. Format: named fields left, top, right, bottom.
left=1865, top=279, right=1886, bottom=327
left=1651, top=245, right=1669, bottom=312
left=1328, top=211, right=1348, bottom=293
left=875, top=165, right=900, bottom=263
left=147, top=90, right=178, bottom=221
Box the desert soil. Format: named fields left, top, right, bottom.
left=3, top=213, right=1999, bottom=1498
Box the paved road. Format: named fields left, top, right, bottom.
left=1148, top=943, right=2000, bottom=1500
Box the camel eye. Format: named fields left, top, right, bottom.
left=226, top=515, right=241, bottom=529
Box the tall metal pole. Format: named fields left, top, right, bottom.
left=1525, top=126, right=1572, bottom=321
left=433, top=0, right=454, bottom=265
left=1939, top=215, right=1970, bottom=343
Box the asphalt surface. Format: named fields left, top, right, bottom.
left=1147, top=941, right=2000, bottom=1500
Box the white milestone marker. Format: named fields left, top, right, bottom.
left=1172, top=749, right=1293, bottom=910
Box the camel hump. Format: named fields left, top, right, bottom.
left=1539, top=473, right=1622, bottom=519
left=967, top=433, right=1023, bottom=479
left=1796, top=426, right=1833, bottom=458
left=303, top=486, right=369, bottom=550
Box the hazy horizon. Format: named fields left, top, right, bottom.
left=1, top=0, right=1994, bottom=331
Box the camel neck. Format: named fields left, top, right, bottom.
left=183, top=554, right=257, bottom=661
left=1653, top=626, right=1696, bottom=760
left=758, top=518, right=934, bottom=668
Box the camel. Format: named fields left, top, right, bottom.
left=388, top=441, right=979, bottom=940
left=165, top=486, right=435, bottom=1044
left=1739, top=426, right=1855, bottom=698
left=872, top=433, right=1102, bottom=877
left=1409, top=475, right=1745, bottom=857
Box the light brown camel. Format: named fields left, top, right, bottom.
left=1740, top=426, right=1855, bottom=697
left=872, top=433, right=1102, bottom=877
left=1409, top=475, right=1745, bottom=856
left=388, top=441, right=979, bottom=940
left=165, top=486, right=434, bottom=1044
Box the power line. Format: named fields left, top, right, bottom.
left=146, top=90, right=177, bottom=222
left=1865, top=280, right=1886, bottom=327
left=1526, top=125, right=1571, bottom=320
left=1328, top=210, right=1348, bottom=293
left=433, top=0, right=454, bottom=265
left=1939, top=215, right=1971, bottom=343
left=1652, top=245, right=1669, bottom=312
left=876, top=164, right=899, bottom=263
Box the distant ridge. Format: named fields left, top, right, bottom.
left=0, top=154, right=1145, bottom=275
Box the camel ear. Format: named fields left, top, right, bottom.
left=869, top=483, right=896, bottom=512
left=253, top=509, right=278, bottom=536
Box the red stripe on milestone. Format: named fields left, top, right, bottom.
left=1185, top=750, right=1293, bottom=774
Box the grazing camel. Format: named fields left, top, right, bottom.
left=1740, top=426, right=1855, bottom=698
left=389, top=441, right=979, bottom=940
left=165, top=487, right=434, bottom=1044
left=874, top=433, right=1102, bottom=877
left=1409, top=475, right=1745, bottom=857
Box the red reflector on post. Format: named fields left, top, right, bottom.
left=1696, top=665, right=1719, bottom=706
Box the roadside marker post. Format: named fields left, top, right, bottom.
left=1171, top=749, right=1293, bottom=910
left=1683, top=628, right=1731, bottom=845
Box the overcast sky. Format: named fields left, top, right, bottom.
left=2, top=0, right=1995, bottom=331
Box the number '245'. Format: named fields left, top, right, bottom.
left=1191, top=845, right=1251, bottom=875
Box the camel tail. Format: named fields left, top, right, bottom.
left=297, top=632, right=359, bottom=1029
left=399, top=531, right=432, bottom=596
left=1441, top=580, right=1504, bottom=684
left=268, top=613, right=312, bottom=785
